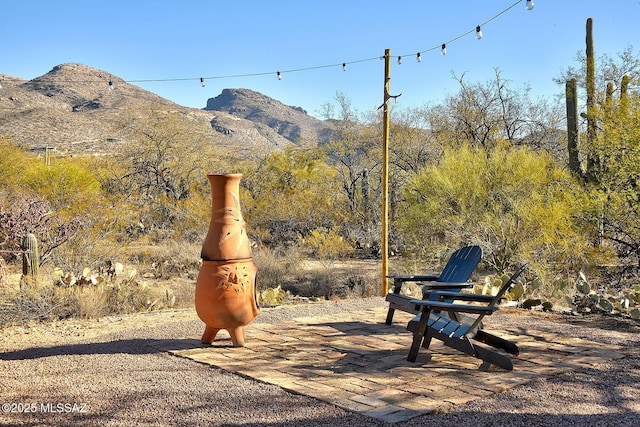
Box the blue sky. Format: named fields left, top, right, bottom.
left=2, top=1, right=638, bottom=118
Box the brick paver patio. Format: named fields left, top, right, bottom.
left=164, top=307, right=626, bottom=423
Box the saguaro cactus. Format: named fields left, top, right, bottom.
left=585, top=17, right=598, bottom=182
left=0, top=256, right=7, bottom=287
left=620, top=75, right=631, bottom=113
left=361, top=169, right=370, bottom=217
left=21, top=233, right=39, bottom=276
left=565, top=78, right=581, bottom=178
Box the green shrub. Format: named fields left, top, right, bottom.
left=398, top=143, right=603, bottom=277
left=299, top=226, right=354, bottom=261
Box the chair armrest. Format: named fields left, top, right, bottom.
left=419, top=281, right=474, bottom=289
left=387, top=274, right=440, bottom=294
left=387, top=274, right=439, bottom=282
left=426, top=290, right=495, bottom=303
left=410, top=299, right=499, bottom=315
left=385, top=293, right=414, bottom=305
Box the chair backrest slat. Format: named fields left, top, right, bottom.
left=438, top=246, right=482, bottom=283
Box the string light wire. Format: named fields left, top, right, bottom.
left=0, top=1, right=526, bottom=88
left=130, top=0, right=525, bottom=83
left=395, top=0, right=522, bottom=60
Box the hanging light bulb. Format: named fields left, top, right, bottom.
left=200, top=77, right=205, bottom=87
left=476, top=25, right=483, bottom=40
left=441, top=43, right=447, bottom=56
left=416, top=52, right=421, bottom=62
left=342, top=62, right=346, bottom=71
left=397, top=56, right=402, bottom=65
left=108, top=80, right=114, bottom=91
left=525, top=0, right=534, bottom=10
left=277, top=71, right=282, bottom=80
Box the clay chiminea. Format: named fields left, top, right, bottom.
left=195, top=173, right=259, bottom=346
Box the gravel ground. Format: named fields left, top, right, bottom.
left=0, top=297, right=639, bottom=427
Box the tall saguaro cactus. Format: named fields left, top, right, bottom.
left=620, top=74, right=631, bottom=113
left=585, top=17, right=598, bottom=182
left=565, top=78, right=581, bottom=178
left=21, top=233, right=39, bottom=276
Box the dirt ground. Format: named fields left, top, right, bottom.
left=0, top=297, right=639, bottom=427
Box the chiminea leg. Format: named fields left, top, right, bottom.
left=201, top=325, right=220, bottom=344
left=228, top=326, right=245, bottom=347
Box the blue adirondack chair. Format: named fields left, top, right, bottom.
left=385, top=245, right=482, bottom=325
left=406, top=264, right=528, bottom=370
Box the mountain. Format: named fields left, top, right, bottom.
left=204, top=88, right=332, bottom=146
left=0, top=63, right=331, bottom=156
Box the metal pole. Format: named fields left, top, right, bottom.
left=381, top=49, right=390, bottom=296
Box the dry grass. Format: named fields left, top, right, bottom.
left=0, top=239, right=382, bottom=327
left=0, top=254, right=381, bottom=327
left=121, top=240, right=201, bottom=279
left=0, top=265, right=194, bottom=327
left=252, top=246, right=380, bottom=299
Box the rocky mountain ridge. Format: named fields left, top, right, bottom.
left=205, top=88, right=330, bottom=145
left=0, top=63, right=331, bottom=156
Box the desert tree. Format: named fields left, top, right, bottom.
left=319, top=93, right=382, bottom=253
left=387, top=107, right=440, bottom=177
left=557, top=40, right=640, bottom=266
left=240, top=147, right=346, bottom=249
left=576, top=92, right=640, bottom=267
left=555, top=45, right=640, bottom=105
left=0, top=139, right=86, bottom=267
left=106, top=105, right=230, bottom=240
left=320, top=93, right=380, bottom=212
left=420, top=70, right=563, bottom=155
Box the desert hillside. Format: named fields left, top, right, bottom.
left=0, top=63, right=331, bottom=156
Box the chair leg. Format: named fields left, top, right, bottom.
left=408, top=308, right=431, bottom=362
left=422, top=333, right=432, bottom=349
left=385, top=307, right=396, bottom=325
left=385, top=279, right=403, bottom=325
